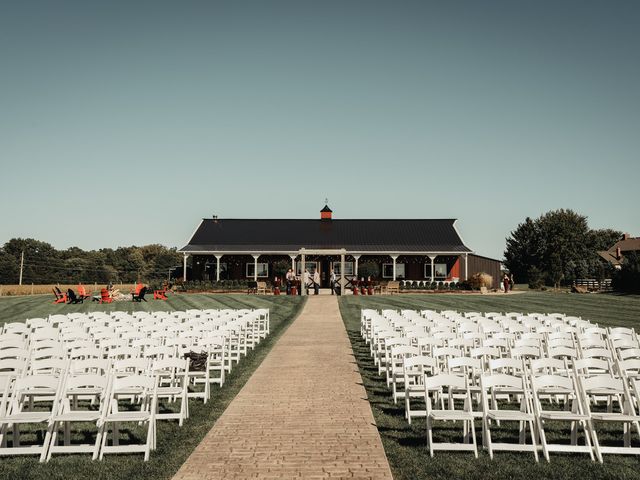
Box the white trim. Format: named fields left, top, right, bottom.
left=178, top=220, right=206, bottom=253
left=452, top=220, right=474, bottom=254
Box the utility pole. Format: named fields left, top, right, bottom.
left=19, top=251, right=24, bottom=286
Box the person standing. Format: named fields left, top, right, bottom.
left=330, top=268, right=337, bottom=295
left=285, top=268, right=294, bottom=295
left=303, top=269, right=310, bottom=294
left=509, top=273, right=515, bottom=292
left=313, top=269, right=320, bottom=295
left=503, top=273, right=510, bottom=293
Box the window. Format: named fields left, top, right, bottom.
left=246, top=262, right=269, bottom=278
left=382, top=263, right=405, bottom=279
left=295, top=261, right=319, bottom=276
left=434, top=263, right=447, bottom=279
left=332, top=261, right=354, bottom=276
left=423, top=262, right=448, bottom=279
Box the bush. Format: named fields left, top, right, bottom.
left=437, top=281, right=444, bottom=290
left=468, top=272, right=493, bottom=290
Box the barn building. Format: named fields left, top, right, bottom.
left=179, top=205, right=501, bottom=290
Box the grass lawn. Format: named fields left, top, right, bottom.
left=0, top=293, right=306, bottom=480
left=339, top=291, right=640, bottom=480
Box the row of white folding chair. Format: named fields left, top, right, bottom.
left=419, top=364, right=640, bottom=462
left=0, top=356, right=194, bottom=462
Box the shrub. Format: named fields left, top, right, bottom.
left=437, top=281, right=444, bottom=290
left=468, top=272, right=493, bottom=290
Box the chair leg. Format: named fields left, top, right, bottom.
left=529, top=420, right=539, bottom=462
left=470, top=419, right=478, bottom=458
left=537, top=418, right=550, bottom=462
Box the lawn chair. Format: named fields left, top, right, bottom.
left=153, top=289, right=168, bottom=300
left=77, top=284, right=91, bottom=301
left=99, top=289, right=113, bottom=304
left=52, top=287, right=67, bottom=304
left=132, top=286, right=148, bottom=302
left=66, top=289, right=83, bottom=304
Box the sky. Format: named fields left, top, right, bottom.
left=1, top=0, right=638, bottom=259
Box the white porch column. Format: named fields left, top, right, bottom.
left=289, top=254, right=296, bottom=271
left=340, top=252, right=346, bottom=293
left=183, top=254, right=189, bottom=281
left=353, top=255, right=361, bottom=278
left=429, top=255, right=436, bottom=282
left=300, top=252, right=306, bottom=296
left=464, top=253, right=469, bottom=281
left=391, top=255, right=398, bottom=281
left=215, top=255, right=222, bottom=282
left=252, top=255, right=259, bottom=282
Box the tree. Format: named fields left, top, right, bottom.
left=588, top=229, right=623, bottom=251
left=612, top=252, right=640, bottom=293
left=504, top=209, right=621, bottom=287
left=504, top=217, right=542, bottom=282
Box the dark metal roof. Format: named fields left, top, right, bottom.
left=320, top=205, right=333, bottom=213
left=180, top=219, right=472, bottom=253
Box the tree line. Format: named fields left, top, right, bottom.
left=0, top=238, right=182, bottom=285
left=503, top=209, right=626, bottom=288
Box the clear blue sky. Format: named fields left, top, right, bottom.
left=1, top=0, right=638, bottom=259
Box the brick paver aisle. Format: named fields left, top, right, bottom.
left=173, top=296, right=393, bottom=480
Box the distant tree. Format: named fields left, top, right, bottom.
left=588, top=229, right=623, bottom=251
left=612, top=252, right=640, bottom=293
left=504, top=217, right=543, bottom=282
left=527, top=266, right=544, bottom=289
left=0, top=238, right=182, bottom=284
left=547, top=251, right=565, bottom=289
left=504, top=209, right=620, bottom=287
left=0, top=250, right=19, bottom=284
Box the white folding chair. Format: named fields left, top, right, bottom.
left=530, top=374, right=595, bottom=462
left=46, top=373, right=110, bottom=461
left=151, top=357, right=189, bottom=426
left=99, top=374, right=158, bottom=461
left=424, top=373, right=477, bottom=457
left=0, top=374, right=64, bottom=462
left=480, top=373, right=538, bottom=461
